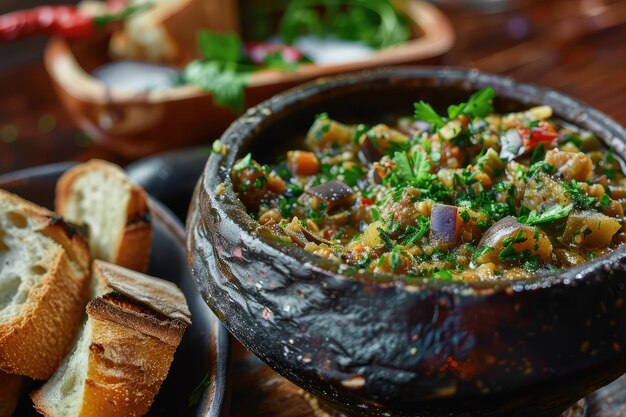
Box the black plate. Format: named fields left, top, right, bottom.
left=0, top=162, right=230, bottom=417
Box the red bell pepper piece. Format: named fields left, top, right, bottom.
left=518, top=121, right=559, bottom=150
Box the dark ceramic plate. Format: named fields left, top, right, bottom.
left=0, top=162, right=230, bottom=417
left=187, top=68, right=626, bottom=417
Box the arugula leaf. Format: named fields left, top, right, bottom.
left=414, top=101, right=445, bottom=130
left=198, top=31, right=242, bottom=63
left=519, top=203, right=573, bottom=225
left=447, top=87, right=496, bottom=120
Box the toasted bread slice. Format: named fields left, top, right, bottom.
left=55, top=160, right=152, bottom=273
left=0, top=370, right=23, bottom=417
left=0, top=190, right=91, bottom=380
left=32, top=260, right=191, bottom=417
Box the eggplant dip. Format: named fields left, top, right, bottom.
left=230, top=87, right=626, bottom=281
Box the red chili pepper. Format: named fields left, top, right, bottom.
left=0, top=6, right=95, bottom=42
left=518, top=121, right=559, bottom=150
left=0, top=3, right=148, bottom=43
left=360, top=197, right=374, bottom=206
left=245, top=41, right=305, bottom=66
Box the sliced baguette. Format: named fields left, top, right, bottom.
left=0, top=370, right=23, bottom=417
left=55, top=160, right=152, bottom=273
left=32, top=260, right=191, bottom=417
left=0, top=190, right=91, bottom=380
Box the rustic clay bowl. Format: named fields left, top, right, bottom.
left=186, top=67, right=626, bottom=417
left=0, top=162, right=230, bottom=417
left=43, top=1, right=453, bottom=158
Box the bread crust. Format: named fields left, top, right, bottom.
left=0, top=190, right=91, bottom=380
left=80, top=315, right=180, bottom=417
left=32, top=261, right=190, bottom=417
left=55, top=159, right=152, bottom=272
left=0, top=371, right=23, bottom=417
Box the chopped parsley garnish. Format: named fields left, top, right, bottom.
left=234, top=153, right=253, bottom=171
left=414, top=87, right=496, bottom=131
left=563, top=180, right=601, bottom=210
left=498, top=230, right=529, bottom=262
left=391, top=150, right=431, bottom=184
left=398, top=216, right=430, bottom=245
left=471, top=245, right=493, bottom=263
left=519, top=203, right=573, bottom=225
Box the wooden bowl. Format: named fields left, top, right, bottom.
left=0, top=162, right=231, bottom=417
left=43, top=1, right=453, bottom=158
left=186, top=67, right=626, bottom=417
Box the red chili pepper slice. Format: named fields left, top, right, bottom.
left=360, top=197, right=374, bottom=206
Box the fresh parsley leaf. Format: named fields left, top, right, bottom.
left=414, top=101, right=445, bottom=130
left=234, top=153, right=252, bottom=171
left=180, top=61, right=249, bottom=110
left=279, top=0, right=409, bottom=49
left=432, top=269, right=453, bottom=281
left=563, top=180, right=600, bottom=211
left=498, top=230, right=528, bottom=262
left=391, top=151, right=430, bottom=184
left=447, top=87, right=496, bottom=120
left=519, top=203, right=573, bottom=225
left=390, top=247, right=403, bottom=272
left=398, top=216, right=429, bottom=245
left=377, top=227, right=394, bottom=250
left=198, top=31, right=241, bottom=63
left=472, top=245, right=493, bottom=263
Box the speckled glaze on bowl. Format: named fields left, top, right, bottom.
left=186, top=68, right=626, bottom=417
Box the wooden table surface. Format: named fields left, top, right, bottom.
left=2, top=0, right=626, bottom=416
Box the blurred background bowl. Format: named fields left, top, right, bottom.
left=43, top=0, right=453, bottom=158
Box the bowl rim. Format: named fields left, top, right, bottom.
left=200, top=66, right=626, bottom=293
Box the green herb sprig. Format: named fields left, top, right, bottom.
left=413, top=87, right=496, bottom=130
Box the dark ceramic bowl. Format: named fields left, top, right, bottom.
left=186, top=68, right=626, bottom=417
left=0, top=163, right=230, bottom=417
